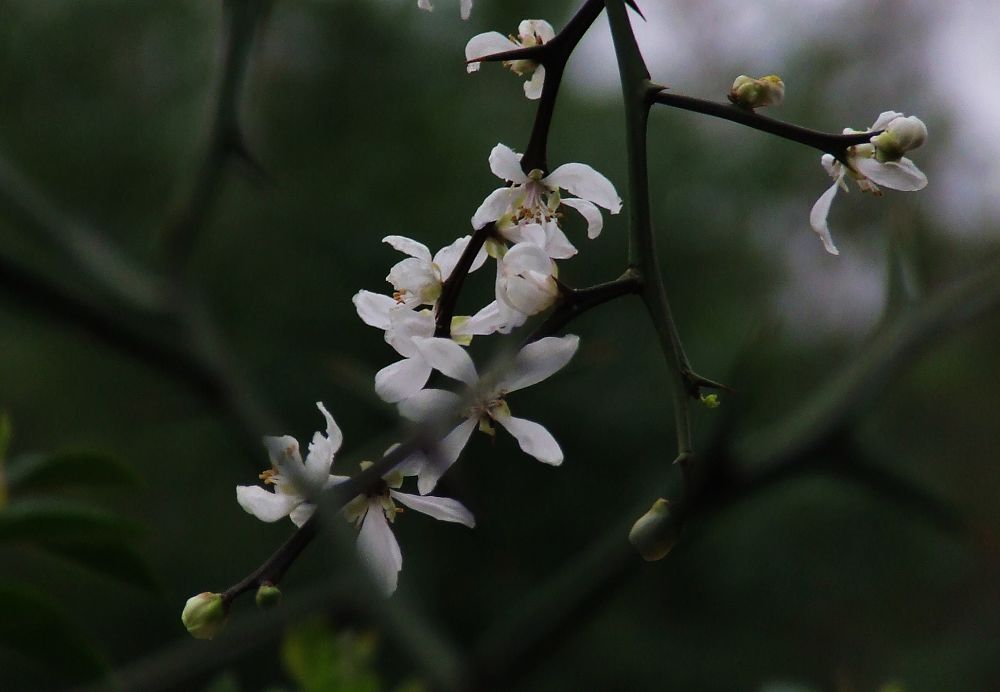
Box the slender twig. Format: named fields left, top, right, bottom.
left=160, top=0, right=265, bottom=268
left=524, top=269, right=641, bottom=344
left=654, top=91, right=880, bottom=161
left=434, top=223, right=495, bottom=338
left=605, top=0, right=695, bottom=464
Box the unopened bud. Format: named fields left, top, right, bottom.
left=872, top=115, right=927, bottom=163
left=700, top=393, right=721, bottom=409
left=629, top=498, right=680, bottom=562
left=255, top=583, right=283, bottom=610
left=181, top=592, right=228, bottom=640
left=728, top=74, right=784, bottom=109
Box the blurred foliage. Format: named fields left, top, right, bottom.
left=1, top=1, right=999, bottom=691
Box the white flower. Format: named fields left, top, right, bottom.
left=471, top=144, right=622, bottom=254
left=809, top=111, right=928, bottom=255
left=495, top=242, right=560, bottom=333
left=417, top=0, right=472, bottom=21
left=384, top=235, right=487, bottom=308
left=342, top=460, right=474, bottom=596
left=353, top=291, right=502, bottom=402
left=398, top=334, right=579, bottom=494
left=465, top=20, right=555, bottom=100
left=236, top=402, right=343, bottom=527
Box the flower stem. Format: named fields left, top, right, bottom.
left=434, top=222, right=495, bottom=338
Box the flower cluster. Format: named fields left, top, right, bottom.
left=810, top=111, right=928, bottom=255
left=466, top=20, right=555, bottom=99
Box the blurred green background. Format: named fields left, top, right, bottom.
left=2, top=1, right=999, bottom=690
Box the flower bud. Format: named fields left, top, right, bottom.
left=497, top=243, right=559, bottom=316
left=629, top=498, right=680, bottom=562
left=181, top=592, right=228, bottom=640
left=871, top=115, right=927, bottom=163
left=255, top=583, right=283, bottom=610
left=728, top=74, right=784, bottom=109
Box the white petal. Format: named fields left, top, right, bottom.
left=560, top=197, right=604, bottom=240
left=264, top=435, right=303, bottom=470
left=390, top=490, right=476, bottom=527
left=464, top=32, right=516, bottom=72
left=417, top=417, right=477, bottom=495
left=304, top=402, right=342, bottom=480
left=809, top=181, right=841, bottom=256
left=385, top=308, right=434, bottom=359
left=869, top=110, right=904, bottom=131
left=386, top=257, right=436, bottom=303
left=472, top=187, right=517, bottom=230
left=457, top=300, right=504, bottom=336
left=495, top=296, right=529, bottom=334
left=353, top=290, right=396, bottom=330
left=544, top=163, right=622, bottom=213
left=375, top=358, right=433, bottom=403
left=853, top=156, right=927, bottom=191
left=489, top=144, right=528, bottom=183
left=412, top=336, right=479, bottom=385
left=289, top=502, right=316, bottom=527
left=460, top=0, right=472, bottom=20
left=502, top=241, right=554, bottom=274
left=433, top=234, right=487, bottom=280
left=236, top=485, right=300, bottom=522
left=501, top=222, right=547, bottom=249
left=500, top=334, right=580, bottom=393
left=383, top=235, right=432, bottom=263
left=542, top=223, right=578, bottom=259
left=494, top=412, right=563, bottom=465
left=398, top=388, right=463, bottom=422
left=357, top=506, right=402, bottom=597
left=518, top=19, right=555, bottom=43
left=417, top=0, right=432, bottom=11
left=523, top=65, right=545, bottom=100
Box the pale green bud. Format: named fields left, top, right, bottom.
left=255, top=583, right=283, bottom=610
left=872, top=115, right=927, bottom=163
left=629, top=498, right=680, bottom=562
left=181, top=592, right=228, bottom=640
left=700, top=393, right=721, bottom=409
left=728, top=74, right=785, bottom=109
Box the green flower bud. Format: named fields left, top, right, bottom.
left=728, top=74, right=784, bottom=109
left=255, top=583, right=283, bottom=610
left=700, top=393, right=721, bottom=409
left=181, top=592, right=228, bottom=640
left=629, top=498, right=681, bottom=562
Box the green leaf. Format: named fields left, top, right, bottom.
left=0, top=498, right=143, bottom=543
left=5, top=450, right=140, bottom=493
left=0, top=580, right=107, bottom=684
left=40, top=541, right=159, bottom=591
left=282, top=619, right=382, bottom=692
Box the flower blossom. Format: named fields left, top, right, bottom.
left=342, top=459, right=474, bottom=596
left=353, top=291, right=501, bottom=402
left=417, top=0, right=472, bottom=20
left=398, top=334, right=579, bottom=494
left=236, top=402, right=343, bottom=526
left=810, top=111, right=927, bottom=255
left=465, top=20, right=555, bottom=100
left=384, top=235, right=487, bottom=308
left=471, top=144, right=622, bottom=257
left=495, top=242, right=560, bottom=333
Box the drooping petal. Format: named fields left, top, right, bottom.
left=356, top=505, right=402, bottom=596
left=375, top=358, right=433, bottom=403
left=236, top=485, right=300, bottom=522
left=808, top=181, right=842, bottom=256
left=460, top=0, right=472, bottom=20
left=417, top=417, right=478, bottom=495
left=383, top=235, right=433, bottom=264
left=390, top=490, right=476, bottom=527
left=544, top=163, right=622, bottom=213
left=489, top=143, right=528, bottom=184
left=493, top=412, right=563, bottom=465
left=398, top=388, right=463, bottom=422
left=523, top=65, right=545, bottom=100
left=464, top=32, right=516, bottom=73
left=412, top=336, right=479, bottom=385
left=499, top=334, right=580, bottom=393
left=541, top=223, right=578, bottom=259
left=353, top=290, right=397, bottom=330
left=853, top=156, right=927, bottom=191
left=559, top=197, right=603, bottom=240
left=472, top=187, right=517, bottom=230
left=433, top=235, right=488, bottom=281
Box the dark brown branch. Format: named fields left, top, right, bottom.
left=524, top=270, right=641, bottom=344
left=434, top=223, right=495, bottom=338
left=653, top=91, right=880, bottom=160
